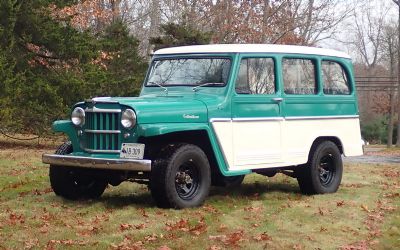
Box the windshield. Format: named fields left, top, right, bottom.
left=146, top=58, right=231, bottom=87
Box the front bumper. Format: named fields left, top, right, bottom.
left=42, top=154, right=151, bottom=172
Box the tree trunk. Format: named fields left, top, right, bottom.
left=110, top=0, right=121, bottom=22
left=148, top=0, right=161, bottom=55
left=388, top=68, right=395, bottom=147
left=397, top=2, right=400, bottom=147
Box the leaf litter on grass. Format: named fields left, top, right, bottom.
left=0, top=147, right=399, bottom=249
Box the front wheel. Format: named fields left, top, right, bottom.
left=49, top=142, right=108, bottom=200
left=150, top=144, right=211, bottom=209
left=297, top=141, right=343, bottom=195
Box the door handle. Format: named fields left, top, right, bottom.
left=272, top=97, right=283, bottom=103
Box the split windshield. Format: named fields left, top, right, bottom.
left=146, top=58, right=231, bottom=87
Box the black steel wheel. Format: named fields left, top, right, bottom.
left=175, top=161, right=200, bottom=200
left=297, top=141, right=343, bottom=195
left=319, top=154, right=335, bottom=187
left=150, top=144, right=211, bottom=209
left=49, top=142, right=108, bottom=200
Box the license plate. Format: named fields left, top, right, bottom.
left=120, top=143, right=145, bottom=159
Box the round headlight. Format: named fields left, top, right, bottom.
left=71, top=107, right=85, bottom=126
left=121, top=109, right=136, bottom=129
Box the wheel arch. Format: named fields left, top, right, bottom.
left=138, top=129, right=248, bottom=178
left=308, top=136, right=344, bottom=160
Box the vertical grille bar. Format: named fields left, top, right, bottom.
left=105, top=114, right=110, bottom=149
left=93, top=113, right=97, bottom=149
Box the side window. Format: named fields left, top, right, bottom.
left=235, top=58, right=275, bottom=94
left=283, top=59, right=316, bottom=95
left=322, top=61, right=350, bottom=95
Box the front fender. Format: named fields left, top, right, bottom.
left=137, top=123, right=250, bottom=177
left=52, top=120, right=79, bottom=151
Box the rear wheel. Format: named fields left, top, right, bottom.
left=49, top=142, right=108, bottom=200
left=297, top=141, right=343, bottom=194
left=150, top=144, right=211, bottom=209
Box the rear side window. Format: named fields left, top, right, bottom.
left=321, top=61, right=350, bottom=95
left=235, top=58, right=275, bottom=94
left=283, top=59, right=316, bottom=95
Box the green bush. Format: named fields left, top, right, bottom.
left=0, top=1, right=146, bottom=135
left=361, top=116, right=398, bottom=144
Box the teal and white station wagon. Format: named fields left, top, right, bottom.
left=42, top=44, right=363, bottom=208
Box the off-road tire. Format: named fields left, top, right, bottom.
left=49, top=142, right=108, bottom=200
left=297, top=141, right=343, bottom=195
left=150, top=143, right=211, bottom=209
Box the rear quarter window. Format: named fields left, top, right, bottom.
left=321, top=61, right=351, bottom=95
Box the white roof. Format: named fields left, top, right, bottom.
left=154, top=44, right=351, bottom=59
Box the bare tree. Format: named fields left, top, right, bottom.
left=381, top=23, right=398, bottom=147
left=348, top=0, right=390, bottom=69
left=393, top=0, right=400, bottom=147
left=295, top=0, right=353, bottom=45
left=170, top=0, right=352, bottom=45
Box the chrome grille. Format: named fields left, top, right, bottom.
left=84, top=108, right=121, bottom=153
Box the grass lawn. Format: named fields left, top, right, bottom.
left=0, top=140, right=399, bottom=249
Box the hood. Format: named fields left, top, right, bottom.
left=105, top=96, right=208, bottom=124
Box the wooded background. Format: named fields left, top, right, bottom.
left=0, top=0, right=399, bottom=146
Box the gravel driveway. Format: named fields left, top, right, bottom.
left=344, top=147, right=400, bottom=164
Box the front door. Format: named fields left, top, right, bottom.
left=230, top=56, right=283, bottom=170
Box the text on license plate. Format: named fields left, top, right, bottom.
left=120, top=143, right=145, bottom=159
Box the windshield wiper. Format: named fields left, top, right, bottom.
left=192, top=82, right=223, bottom=92
left=148, top=81, right=168, bottom=94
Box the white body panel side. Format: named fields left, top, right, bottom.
left=211, top=117, right=363, bottom=171
left=211, top=120, right=234, bottom=168
left=232, top=120, right=283, bottom=167
left=283, top=118, right=363, bottom=164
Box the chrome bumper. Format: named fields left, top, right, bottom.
left=42, top=154, right=151, bottom=172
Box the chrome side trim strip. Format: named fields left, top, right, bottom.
left=42, top=154, right=151, bottom=172
left=209, top=118, right=231, bottom=123
left=85, top=129, right=121, bottom=134
left=233, top=117, right=284, bottom=122
left=210, top=115, right=359, bottom=123
left=84, top=148, right=120, bottom=153
left=85, top=107, right=121, bottom=113
left=284, top=115, right=359, bottom=120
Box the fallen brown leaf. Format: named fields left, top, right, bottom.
left=24, top=238, right=39, bottom=249
left=336, top=200, right=345, bottom=207
left=120, top=223, right=133, bottom=231
left=244, top=206, right=263, bottom=212
left=253, top=232, right=272, bottom=242
left=165, top=218, right=189, bottom=232
left=144, top=234, right=158, bottom=242
left=138, top=208, right=149, bottom=218
left=361, top=204, right=370, bottom=213
left=217, top=224, right=228, bottom=232
left=224, top=230, right=245, bottom=246
left=207, top=245, right=222, bottom=250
